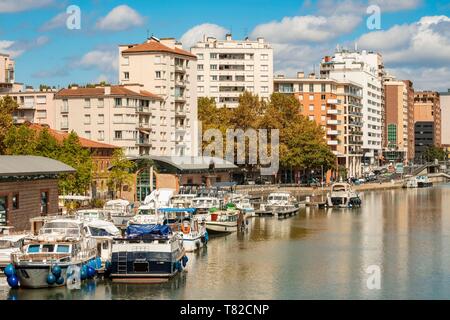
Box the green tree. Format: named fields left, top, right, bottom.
left=35, top=128, right=60, bottom=159
left=0, top=96, right=18, bottom=154
left=107, top=148, right=134, bottom=198
left=423, top=146, right=446, bottom=162
left=58, top=132, right=93, bottom=195
left=4, top=125, right=38, bottom=155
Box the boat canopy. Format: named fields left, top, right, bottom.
left=126, top=224, right=172, bottom=239
left=159, top=208, right=196, bottom=214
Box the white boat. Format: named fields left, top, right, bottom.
left=257, top=192, right=300, bottom=216
left=403, top=176, right=433, bottom=188
left=11, top=219, right=98, bottom=289
left=170, top=194, right=195, bottom=208
left=0, top=234, right=28, bottom=270
left=76, top=209, right=112, bottom=222
left=205, top=209, right=240, bottom=234
left=228, top=194, right=256, bottom=218
left=159, top=208, right=208, bottom=252
left=104, top=199, right=134, bottom=228
left=191, top=197, right=222, bottom=218
left=84, top=220, right=121, bottom=263
left=326, top=183, right=362, bottom=208
left=110, top=224, right=187, bottom=280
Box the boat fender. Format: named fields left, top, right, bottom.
left=7, top=275, right=19, bottom=289
left=52, top=265, right=62, bottom=278
left=56, top=276, right=65, bottom=285
left=204, top=231, right=209, bottom=243
left=96, top=257, right=102, bottom=270
left=80, top=269, right=88, bottom=281
left=47, top=273, right=56, bottom=285
left=182, top=255, right=189, bottom=267
left=4, top=264, right=15, bottom=278
left=87, top=266, right=96, bottom=279
left=176, top=261, right=183, bottom=272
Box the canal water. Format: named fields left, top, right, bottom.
left=2, top=184, right=450, bottom=300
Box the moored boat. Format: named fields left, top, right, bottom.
left=326, top=183, right=362, bottom=208
left=257, top=192, right=300, bottom=217
left=110, top=224, right=187, bottom=280
left=205, top=209, right=240, bottom=234
left=104, top=200, right=134, bottom=228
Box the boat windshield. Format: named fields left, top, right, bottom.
left=138, top=209, right=156, bottom=216
left=40, top=222, right=81, bottom=237
left=268, top=196, right=288, bottom=201
left=333, top=186, right=347, bottom=192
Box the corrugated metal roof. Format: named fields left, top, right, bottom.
left=0, top=156, right=76, bottom=177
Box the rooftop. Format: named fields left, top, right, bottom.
left=122, top=39, right=196, bottom=59
left=0, top=156, right=75, bottom=178
left=54, top=85, right=162, bottom=100
left=27, top=124, right=119, bottom=150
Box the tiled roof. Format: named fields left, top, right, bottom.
left=54, top=86, right=162, bottom=100
left=28, top=124, right=119, bottom=150
left=122, top=40, right=197, bottom=59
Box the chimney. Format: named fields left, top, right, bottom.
left=309, top=72, right=316, bottom=79
left=226, top=34, right=232, bottom=41
left=257, top=37, right=264, bottom=44
left=104, top=86, right=111, bottom=95
left=297, top=71, right=305, bottom=79
left=70, top=84, right=79, bottom=90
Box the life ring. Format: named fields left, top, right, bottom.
left=181, top=224, right=191, bottom=234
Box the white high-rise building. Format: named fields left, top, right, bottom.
left=191, top=34, right=273, bottom=108
left=119, top=36, right=198, bottom=157
left=321, top=49, right=385, bottom=168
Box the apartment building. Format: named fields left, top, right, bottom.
left=320, top=49, right=385, bottom=169
left=119, top=36, right=198, bottom=157
left=1, top=87, right=57, bottom=127
left=191, top=34, right=273, bottom=108
left=0, top=53, right=22, bottom=93
left=54, top=84, right=163, bottom=156
left=274, top=72, right=363, bottom=178
left=414, top=91, right=441, bottom=161
left=440, top=89, right=450, bottom=147
left=383, top=77, right=415, bottom=163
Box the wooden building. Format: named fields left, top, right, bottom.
left=0, top=156, right=75, bottom=232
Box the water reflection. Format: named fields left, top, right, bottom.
left=3, top=185, right=450, bottom=300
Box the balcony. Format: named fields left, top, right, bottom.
left=327, top=130, right=340, bottom=136
left=349, top=121, right=363, bottom=127
left=175, top=109, right=186, bottom=117
left=175, top=96, right=186, bottom=103
left=327, top=140, right=339, bottom=146
left=349, top=140, right=363, bottom=145
left=176, top=126, right=187, bottom=133
left=137, top=138, right=152, bottom=146
left=175, top=79, right=187, bottom=87
left=175, top=65, right=186, bottom=73
left=136, top=107, right=151, bottom=114
left=137, top=122, right=151, bottom=130
left=327, top=109, right=341, bottom=115
left=327, top=119, right=341, bottom=125
left=327, top=99, right=339, bottom=104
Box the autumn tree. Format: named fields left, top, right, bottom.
left=0, top=96, right=18, bottom=154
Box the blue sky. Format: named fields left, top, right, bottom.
left=0, top=0, right=449, bottom=91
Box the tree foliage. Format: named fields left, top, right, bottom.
left=198, top=92, right=336, bottom=172
left=0, top=96, right=18, bottom=154
left=3, top=125, right=93, bottom=194
left=107, top=148, right=134, bottom=198
left=422, top=146, right=447, bottom=162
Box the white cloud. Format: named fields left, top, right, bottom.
left=180, top=23, right=230, bottom=49
left=0, top=36, right=50, bottom=58
left=316, top=0, right=422, bottom=14
left=251, top=14, right=362, bottom=43
left=95, top=5, right=145, bottom=31
left=387, top=67, right=450, bottom=92
left=76, top=49, right=118, bottom=73
left=356, top=15, right=450, bottom=67
left=0, top=0, right=53, bottom=13
left=369, top=0, right=422, bottom=12
left=40, top=12, right=70, bottom=32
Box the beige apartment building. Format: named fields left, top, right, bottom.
left=0, top=53, right=22, bottom=93
left=383, top=77, right=415, bottom=163
left=274, top=73, right=363, bottom=178
left=191, top=34, right=273, bottom=108
left=440, top=89, right=450, bottom=147
left=119, top=36, right=198, bottom=157
left=54, top=85, right=163, bottom=156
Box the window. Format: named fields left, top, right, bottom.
left=42, top=245, right=55, bottom=253
left=0, top=196, right=7, bottom=226
left=115, top=98, right=122, bottom=107
left=84, top=99, right=91, bottom=108
left=197, top=53, right=204, bottom=60
left=321, top=105, right=326, bottom=111
left=321, top=95, right=326, bottom=100
left=211, top=75, right=217, bottom=81
left=210, top=65, right=217, bottom=70
left=261, top=86, right=269, bottom=93
left=84, top=115, right=91, bottom=125
left=261, top=54, right=269, bottom=60
left=197, top=64, right=204, bottom=71
left=155, top=71, right=161, bottom=79
left=36, top=96, right=47, bottom=104
left=321, top=84, right=326, bottom=92
left=210, top=53, right=217, bottom=59
left=98, top=114, right=104, bottom=124
left=98, top=98, right=104, bottom=108
left=198, top=86, right=204, bottom=93
left=56, top=245, right=70, bottom=253
left=62, top=99, right=69, bottom=112
left=40, top=191, right=49, bottom=215
left=85, top=131, right=91, bottom=139
left=124, top=72, right=129, bottom=80
left=309, top=105, right=314, bottom=111
left=98, top=131, right=105, bottom=141
left=309, top=95, right=314, bottom=101
left=27, top=245, right=40, bottom=253
left=261, top=65, right=268, bottom=72
left=309, top=115, right=315, bottom=121
left=197, top=75, right=204, bottom=82
left=114, top=131, right=122, bottom=140
left=309, top=84, right=314, bottom=93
